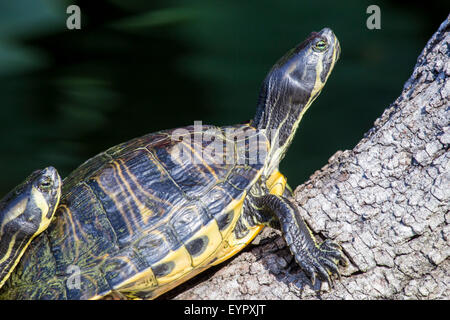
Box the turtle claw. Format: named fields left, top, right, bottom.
left=320, top=240, right=349, bottom=267
left=294, top=239, right=347, bottom=290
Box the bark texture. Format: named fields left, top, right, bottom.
left=171, top=16, right=450, bottom=300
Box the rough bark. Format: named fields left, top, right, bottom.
left=170, top=16, right=450, bottom=300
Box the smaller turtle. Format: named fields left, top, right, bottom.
left=0, top=167, right=61, bottom=288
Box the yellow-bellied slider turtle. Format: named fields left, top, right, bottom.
left=0, top=167, right=61, bottom=289
left=0, top=28, right=346, bottom=300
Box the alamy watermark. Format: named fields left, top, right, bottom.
left=366, top=5, right=381, bottom=30
left=66, top=5, right=382, bottom=32
left=66, top=5, right=81, bottom=30
left=66, top=264, right=81, bottom=289
left=169, top=121, right=280, bottom=166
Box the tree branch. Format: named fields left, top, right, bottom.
left=171, top=15, right=449, bottom=300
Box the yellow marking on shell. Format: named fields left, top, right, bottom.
left=210, top=199, right=255, bottom=266
left=189, top=220, right=223, bottom=267
left=210, top=224, right=263, bottom=267
left=123, top=267, right=158, bottom=290
left=116, top=159, right=174, bottom=224
left=68, top=186, right=101, bottom=245
left=95, top=163, right=135, bottom=237
left=79, top=271, right=104, bottom=299
left=117, top=255, right=140, bottom=273
left=90, top=250, right=159, bottom=300
left=144, top=150, right=191, bottom=201
left=118, top=221, right=225, bottom=299
left=122, top=192, right=251, bottom=299
left=217, top=191, right=246, bottom=239
left=153, top=246, right=192, bottom=286
left=0, top=198, right=28, bottom=236
left=180, top=138, right=219, bottom=181
left=211, top=170, right=287, bottom=266
left=98, top=254, right=155, bottom=298
left=111, top=161, right=143, bottom=233
left=59, top=205, right=79, bottom=243
left=94, top=165, right=262, bottom=299
left=145, top=149, right=168, bottom=176
left=57, top=205, right=81, bottom=264
left=114, top=266, right=158, bottom=298
left=142, top=222, right=230, bottom=299
left=125, top=194, right=247, bottom=299
left=112, top=160, right=153, bottom=229
left=204, top=171, right=271, bottom=266
left=148, top=264, right=205, bottom=300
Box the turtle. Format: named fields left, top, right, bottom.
left=0, top=27, right=347, bottom=300
left=0, top=167, right=61, bottom=289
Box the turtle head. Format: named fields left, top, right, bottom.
left=252, top=28, right=340, bottom=165
left=0, top=166, right=61, bottom=288
left=0, top=166, right=61, bottom=237
left=30, top=166, right=61, bottom=223
left=270, top=27, right=339, bottom=107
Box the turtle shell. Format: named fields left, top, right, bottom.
left=0, top=124, right=269, bottom=299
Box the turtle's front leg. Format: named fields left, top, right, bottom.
left=254, top=194, right=347, bottom=288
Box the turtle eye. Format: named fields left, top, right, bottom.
left=39, top=177, right=53, bottom=191
left=313, top=39, right=328, bottom=52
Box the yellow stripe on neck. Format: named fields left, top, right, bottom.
left=31, top=187, right=51, bottom=234
left=0, top=198, right=28, bottom=236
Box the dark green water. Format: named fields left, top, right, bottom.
left=0, top=0, right=447, bottom=194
